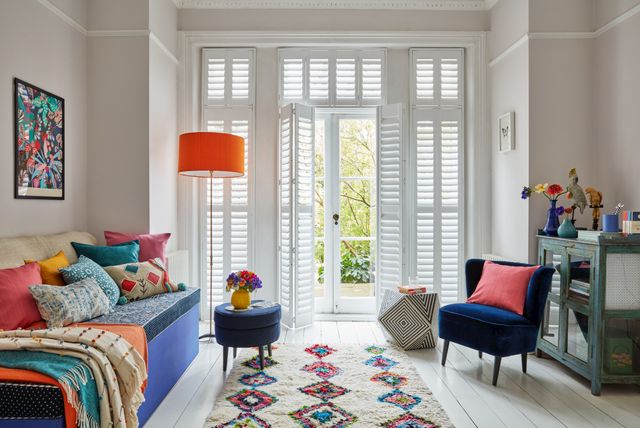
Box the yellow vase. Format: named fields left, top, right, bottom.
left=231, top=288, right=251, bottom=310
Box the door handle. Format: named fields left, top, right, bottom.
left=333, top=213, right=339, bottom=225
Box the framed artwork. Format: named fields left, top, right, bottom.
left=14, top=78, right=64, bottom=199
left=498, top=111, right=515, bottom=153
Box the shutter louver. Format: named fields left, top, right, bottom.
left=203, top=48, right=255, bottom=107
left=415, top=58, right=434, bottom=104
left=231, top=58, right=250, bottom=101
left=412, top=49, right=463, bottom=107
left=279, top=103, right=315, bottom=329
left=283, top=58, right=305, bottom=103
left=206, top=58, right=225, bottom=104
left=361, top=56, right=383, bottom=105
left=415, top=117, right=435, bottom=288
left=377, top=104, right=403, bottom=305
left=440, top=57, right=460, bottom=104
left=308, top=57, right=329, bottom=103
left=335, top=57, right=357, bottom=104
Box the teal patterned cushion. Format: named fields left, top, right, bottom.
left=59, top=256, right=120, bottom=308
left=29, top=278, right=111, bottom=328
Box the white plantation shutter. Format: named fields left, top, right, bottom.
left=411, top=48, right=464, bottom=305
left=200, top=48, right=255, bottom=315
left=279, top=103, right=315, bottom=328
left=377, top=104, right=404, bottom=306
left=202, top=48, right=255, bottom=107
left=278, top=49, right=385, bottom=106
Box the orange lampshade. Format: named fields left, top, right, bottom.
left=178, top=132, right=244, bottom=178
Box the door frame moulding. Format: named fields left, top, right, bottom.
left=178, top=30, right=490, bottom=303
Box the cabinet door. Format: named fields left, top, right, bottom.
left=564, top=248, right=595, bottom=366
left=538, top=241, right=566, bottom=352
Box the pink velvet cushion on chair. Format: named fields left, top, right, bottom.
left=104, top=231, right=171, bottom=266
left=0, top=262, right=43, bottom=330
left=466, top=261, right=540, bottom=315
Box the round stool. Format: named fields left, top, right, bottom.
left=214, top=300, right=281, bottom=371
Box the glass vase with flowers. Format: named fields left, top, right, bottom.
left=521, top=183, right=568, bottom=236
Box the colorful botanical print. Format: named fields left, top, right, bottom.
left=383, top=413, right=439, bottom=428
left=363, top=355, right=398, bottom=370
left=242, top=355, right=278, bottom=371
left=298, top=380, right=350, bottom=401
left=302, top=361, right=342, bottom=379
left=226, top=389, right=277, bottom=412
left=370, top=371, right=408, bottom=388
left=14, top=79, right=64, bottom=199
left=305, top=344, right=337, bottom=359
left=215, top=412, right=270, bottom=428
left=364, top=345, right=386, bottom=355
left=378, top=389, right=422, bottom=411
left=239, top=371, right=277, bottom=388
left=289, top=402, right=357, bottom=428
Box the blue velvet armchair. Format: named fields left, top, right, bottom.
left=439, top=259, right=554, bottom=386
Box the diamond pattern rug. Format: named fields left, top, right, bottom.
left=204, top=343, right=452, bottom=427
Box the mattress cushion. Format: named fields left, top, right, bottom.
left=89, top=287, right=200, bottom=341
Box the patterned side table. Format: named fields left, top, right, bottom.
left=378, top=290, right=439, bottom=350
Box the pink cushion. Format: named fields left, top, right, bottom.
left=104, top=231, right=171, bottom=266
left=466, top=261, right=540, bottom=315
left=0, top=262, right=43, bottom=330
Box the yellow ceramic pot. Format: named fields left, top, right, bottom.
left=231, top=288, right=251, bottom=310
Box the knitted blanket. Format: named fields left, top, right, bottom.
left=0, top=327, right=147, bottom=428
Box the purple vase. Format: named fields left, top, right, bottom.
left=543, top=200, right=560, bottom=236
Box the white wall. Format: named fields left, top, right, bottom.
left=0, top=0, right=88, bottom=237
left=594, top=9, right=640, bottom=209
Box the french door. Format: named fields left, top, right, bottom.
left=314, top=109, right=378, bottom=314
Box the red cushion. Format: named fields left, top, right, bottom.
left=104, top=231, right=170, bottom=266
left=0, top=262, right=43, bottom=330
left=466, top=261, right=540, bottom=315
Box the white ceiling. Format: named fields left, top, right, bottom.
left=173, top=0, right=497, bottom=10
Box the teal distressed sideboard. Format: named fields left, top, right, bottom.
left=536, top=235, right=640, bottom=395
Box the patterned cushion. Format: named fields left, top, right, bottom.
left=104, top=259, right=184, bottom=303
left=59, top=256, right=120, bottom=308
left=29, top=278, right=111, bottom=328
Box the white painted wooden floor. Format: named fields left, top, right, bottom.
left=144, top=321, right=640, bottom=428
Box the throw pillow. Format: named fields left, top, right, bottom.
left=467, top=261, right=540, bottom=315
left=59, top=256, right=120, bottom=308
left=24, top=250, right=70, bottom=286
left=71, top=240, right=140, bottom=267
left=0, top=262, right=43, bottom=330
left=105, top=258, right=185, bottom=303
left=104, top=231, right=171, bottom=266
left=29, top=278, right=111, bottom=328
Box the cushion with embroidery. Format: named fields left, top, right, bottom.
left=29, top=278, right=111, bottom=328
left=105, top=259, right=185, bottom=303
left=59, top=255, right=120, bottom=308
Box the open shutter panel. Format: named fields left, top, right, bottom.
left=279, top=104, right=294, bottom=327
left=377, top=103, right=404, bottom=306
left=413, top=108, right=463, bottom=305
left=294, top=104, right=315, bottom=328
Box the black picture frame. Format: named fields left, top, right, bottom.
left=14, top=78, right=65, bottom=200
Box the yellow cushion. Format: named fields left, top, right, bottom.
left=25, top=251, right=70, bottom=286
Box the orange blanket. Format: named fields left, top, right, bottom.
left=0, top=323, right=147, bottom=428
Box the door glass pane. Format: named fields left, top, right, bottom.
left=568, top=253, right=591, bottom=304
left=314, top=119, right=326, bottom=298
left=339, top=118, right=376, bottom=300
left=604, top=319, right=640, bottom=375
left=542, top=249, right=563, bottom=297
left=567, top=309, right=589, bottom=363
left=542, top=300, right=560, bottom=347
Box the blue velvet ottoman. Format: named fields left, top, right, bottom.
left=214, top=300, right=281, bottom=371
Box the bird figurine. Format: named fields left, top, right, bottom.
left=585, top=187, right=604, bottom=231
left=567, top=168, right=588, bottom=214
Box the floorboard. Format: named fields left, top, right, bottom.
left=146, top=321, right=640, bottom=428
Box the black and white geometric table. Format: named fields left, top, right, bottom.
left=377, top=290, right=439, bottom=350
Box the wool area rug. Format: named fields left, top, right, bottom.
left=204, top=343, right=453, bottom=427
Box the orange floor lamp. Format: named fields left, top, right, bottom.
left=178, top=132, right=245, bottom=340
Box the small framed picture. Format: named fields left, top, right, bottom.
left=498, top=111, right=515, bottom=153
left=14, top=78, right=64, bottom=199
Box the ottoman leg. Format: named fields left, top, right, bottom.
left=233, top=347, right=237, bottom=358
left=441, top=340, right=450, bottom=366
left=223, top=346, right=229, bottom=372
left=268, top=344, right=272, bottom=357
left=258, top=346, right=265, bottom=370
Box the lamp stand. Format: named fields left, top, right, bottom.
left=199, top=171, right=215, bottom=341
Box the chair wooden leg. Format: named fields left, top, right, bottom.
left=492, top=356, right=502, bottom=386
left=521, top=353, right=527, bottom=373
left=478, top=351, right=482, bottom=359
left=258, top=345, right=265, bottom=370
left=441, top=340, right=450, bottom=366
left=223, top=346, right=229, bottom=372
left=267, top=343, right=272, bottom=357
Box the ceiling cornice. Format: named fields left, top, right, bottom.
left=172, top=0, right=489, bottom=11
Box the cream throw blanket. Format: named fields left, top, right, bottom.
left=0, top=327, right=147, bottom=428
